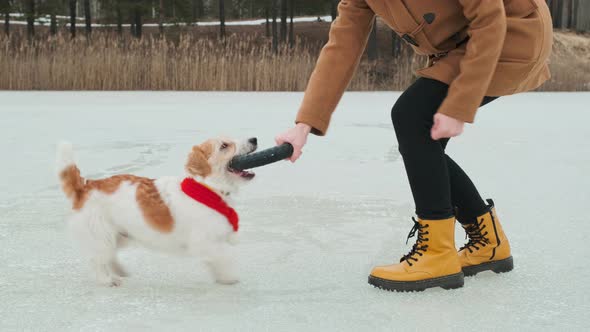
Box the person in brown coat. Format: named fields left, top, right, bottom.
left=276, top=0, right=553, bottom=292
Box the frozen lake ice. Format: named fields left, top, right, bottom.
left=1, top=91, right=589, bottom=331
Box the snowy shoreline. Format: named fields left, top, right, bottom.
left=3, top=14, right=334, bottom=27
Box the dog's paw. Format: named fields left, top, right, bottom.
left=110, top=262, right=129, bottom=278
left=216, top=278, right=239, bottom=285
left=97, top=276, right=122, bottom=287
left=108, top=278, right=123, bottom=287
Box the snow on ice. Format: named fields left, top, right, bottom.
left=0, top=92, right=588, bottom=331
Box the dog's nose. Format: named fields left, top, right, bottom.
left=248, top=137, right=258, bottom=146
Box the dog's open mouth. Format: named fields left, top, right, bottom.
left=229, top=168, right=255, bottom=179
left=228, top=146, right=257, bottom=179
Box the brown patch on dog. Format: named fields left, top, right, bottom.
left=60, top=165, right=86, bottom=207
left=135, top=179, right=174, bottom=233
left=186, top=140, right=214, bottom=177
left=59, top=167, right=174, bottom=233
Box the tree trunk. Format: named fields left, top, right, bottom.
left=570, top=0, right=578, bottom=29
left=158, top=0, right=164, bottom=36
left=26, top=0, right=35, bottom=40
left=576, top=0, right=590, bottom=32
left=4, top=8, right=9, bottom=36
left=192, top=0, right=197, bottom=23
left=288, top=0, right=294, bottom=48
left=272, top=0, right=278, bottom=53
left=280, top=0, right=287, bottom=43
left=551, top=0, right=563, bottom=29
left=134, top=6, right=142, bottom=39
left=557, top=0, right=564, bottom=28
left=50, top=11, right=57, bottom=35
left=83, top=0, right=91, bottom=36
left=116, top=0, right=122, bottom=36
left=265, top=4, right=270, bottom=38
left=331, top=0, right=339, bottom=21
left=367, top=18, right=378, bottom=61
left=69, top=0, right=76, bottom=38
left=197, top=0, right=204, bottom=19
left=549, top=0, right=557, bottom=27
left=219, top=0, right=226, bottom=39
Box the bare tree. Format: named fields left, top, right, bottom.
left=546, top=0, right=589, bottom=31
left=219, top=0, right=226, bottom=39
left=272, top=0, right=278, bottom=53
left=330, top=0, right=338, bottom=21
left=196, top=0, right=204, bottom=19
left=265, top=2, right=270, bottom=37
left=158, top=0, right=164, bottom=36
left=288, top=0, right=294, bottom=48
left=1, top=0, right=10, bottom=36
left=576, top=0, right=590, bottom=32
left=280, top=0, right=287, bottom=42
left=3, top=12, right=7, bottom=36
left=570, top=0, right=578, bottom=29
left=551, top=0, right=564, bottom=28
left=116, top=0, right=122, bottom=36
left=50, top=2, right=57, bottom=35
left=133, top=4, right=142, bottom=38
left=69, top=0, right=76, bottom=38
left=191, top=0, right=197, bottom=23
left=26, top=0, right=35, bottom=40
left=83, top=0, right=91, bottom=36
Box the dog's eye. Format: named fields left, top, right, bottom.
left=220, top=143, right=229, bottom=150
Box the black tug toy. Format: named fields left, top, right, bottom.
left=229, top=143, right=294, bottom=171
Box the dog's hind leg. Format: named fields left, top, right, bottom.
left=110, top=257, right=129, bottom=278
left=69, top=207, right=122, bottom=287
left=109, top=233, right=131, bottom=277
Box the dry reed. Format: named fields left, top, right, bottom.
left=0, top=30, right=587, bottom=91
left=0, top=31, right=415, bottom=91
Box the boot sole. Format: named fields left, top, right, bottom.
left=462, top=256, right=514, bottom=277
left=368, top=272, right=464, bottom=292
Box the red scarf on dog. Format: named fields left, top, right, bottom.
left=180, top=177, right=239, bottom=232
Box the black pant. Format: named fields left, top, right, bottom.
left=391, top=78, right=496, bottom=222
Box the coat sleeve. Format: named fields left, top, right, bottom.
left=295, top=0, right=375, bottom=136
left=437, top=0, right=507, bottom=123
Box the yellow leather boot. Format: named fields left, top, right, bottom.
left=458, top=199, right=514, bottom=276
left=368, top=217, right=464, bottom=292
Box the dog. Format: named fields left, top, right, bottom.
left=56, top=137, right=258, bottom=287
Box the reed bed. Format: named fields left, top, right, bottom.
left=1, top=30, right=587, bottom=91
left=0, top=31, right=416, bottom=91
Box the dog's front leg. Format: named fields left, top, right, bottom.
left=204, top=244, right=239, bottom=285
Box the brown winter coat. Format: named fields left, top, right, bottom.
left=296, top=0, right=553, bottom=135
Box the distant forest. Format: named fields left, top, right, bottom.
left=2, top=1, right=589, bottom=92
left=1, top=0, right=589, bottom=40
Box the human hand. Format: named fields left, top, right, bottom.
left=275, top=123, right=312, bottom=162
left=431, top=113, right=465, bottom=140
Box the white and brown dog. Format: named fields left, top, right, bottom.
left=56, top=137, right=258, bottom=287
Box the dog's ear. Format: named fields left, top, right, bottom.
left=186, top=144, right=212, bottom=177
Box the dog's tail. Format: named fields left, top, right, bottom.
left=56, top=141, right=85, bottom=203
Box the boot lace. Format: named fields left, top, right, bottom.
left=459, top=218, right=490, bottom=253
left=400, top=218, right=429, bottom=267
